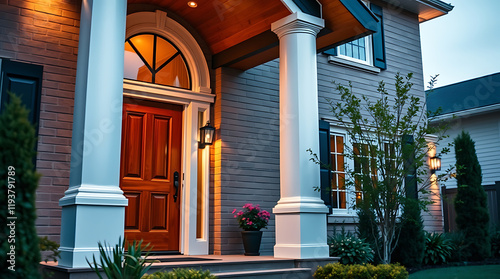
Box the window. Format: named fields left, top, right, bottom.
left=337, top=36, right=372, bottom=65
left=330, top=134, right=347, bottom=209
left=353, top=143, right=377, bottom=205
left=323, top=2, right=386, bottom=70
left=124, top=33, right=191, bottom=89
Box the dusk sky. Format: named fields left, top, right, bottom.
left=420, top=0, right=500, bottom=89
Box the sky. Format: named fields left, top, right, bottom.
left=420, top=0, right=500, bottom=89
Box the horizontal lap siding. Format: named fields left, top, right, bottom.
left=212, top=63, right=280, bottom=255
left=0, top=0, right=80, bottom=243
left=318, top=5, right=430, bottom=232
left=436, top=112, right=500, bottom=189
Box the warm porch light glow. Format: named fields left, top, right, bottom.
left=199, top=121, right=215, bottom=149
left=187, top=1, right=198, bottom=8
left=429, top=156, right=441, bottom=173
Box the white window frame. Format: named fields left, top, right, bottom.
left=331, top=0, right=375, bottom=68
left=330, top=127, right=356, bottom=216
left=336, top=36, right=374, bottom=66
left=329, top=126, right=398, bottom=217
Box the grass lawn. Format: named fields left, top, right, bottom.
left=409, top=265, right=500, bottom=279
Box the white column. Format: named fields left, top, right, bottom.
left=58, top=0, right=128, bottom=268
left=271, top=12, right=329, bottom=259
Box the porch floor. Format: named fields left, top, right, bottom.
left=40, top=254, right=338, bottom=279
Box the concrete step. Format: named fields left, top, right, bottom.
left=41, top=256, right=337, bottom=279
left=146, top=257, right=298, bottom=274
left=213, top=267, right=312, bottom=279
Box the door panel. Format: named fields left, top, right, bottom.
left=123, top=113, right=145, bottom=178
left=152, top=116, right=170, bottom=180
left=150, top=193, right=168, bottom=230
left=121, top=99, right=182, bottom=251
left=124, top=192, right=141, bottom=230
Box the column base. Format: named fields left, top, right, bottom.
left=273, top=199, right=329, bottom=259
left=58, top=204, right=126, bottom=268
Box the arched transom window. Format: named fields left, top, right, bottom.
left=124, top=33, right=191, bottom=90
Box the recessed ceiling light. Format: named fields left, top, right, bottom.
left=187, top=1, right=197, bottom=8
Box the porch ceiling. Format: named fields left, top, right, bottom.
left=127, top=0, right=378, bottom=70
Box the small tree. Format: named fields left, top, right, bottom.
left=321, top=73, right=449, bottom=264
left=454, top=131, right=490, bottom=260
left=0, top=93, right=41, bottom=278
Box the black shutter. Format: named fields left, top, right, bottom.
left=402, top=135, right=417, bottom=199
left=319, top=120, right=332, bottom=213
left=370, top=3, right=386, bottom=70
left=0, top=59, right=43, bottom=135
left=0, top=59, right=44, bottom=168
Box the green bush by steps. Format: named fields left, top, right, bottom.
left=328, top=230, right=374, bottom=264
left=314, top=263, right=408, bottom=279
left=142, top=268, right=216, bottom=279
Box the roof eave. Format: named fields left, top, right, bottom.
left=429, top=103, right=500, bottom=123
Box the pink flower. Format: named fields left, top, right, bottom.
left=247, top=221, right=253, bottom=225
left=233, top=215, right=237, bottom=218
left=237, top=211, right=243, bottom=216
left=232, top=209, right=236, bottom=214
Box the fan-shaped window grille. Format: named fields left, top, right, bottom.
left=124, top=33, right=191, bottom=90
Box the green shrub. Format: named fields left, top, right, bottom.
left=0, top=93, right=41, bottom=278
left=444, top=231, right=467, bottom=262
left=328, top=229, right=374, bottom=264
left=392, top=198, right=425, bottom=267
left=491, top=229, right=500, bottom=258
left=313, top=263, right=408, bottom=279
left=454, top=131, right=490, bottom=260
left=142, top=268, right=216, bottom=279
left=39, top=236, right=60, bottom=263
left=356, top=207, right=380, bottom=262
left=423, top=232, right=453, bottom=265
left=87, top=237, right=152, bottom=279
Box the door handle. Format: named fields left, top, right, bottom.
left=173, top=171, right=179, bottom=202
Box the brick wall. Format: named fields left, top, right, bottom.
left=0, top=0, right=80, bottom=243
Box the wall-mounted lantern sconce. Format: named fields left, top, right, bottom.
left=199, top=121, right=215, bottom=149
left=429, top=156, right=441, bottom=173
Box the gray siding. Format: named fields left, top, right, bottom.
left=212, top=3, right=433, bottom=253
left=212, top=63, right=280, bottom=255
left=318, top=5, right=428, bottom=233
left=436, top=111, right=500, bottom=188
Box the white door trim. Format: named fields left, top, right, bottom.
left=124, top=9, right=213, bottom=255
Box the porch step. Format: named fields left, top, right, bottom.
left=40, top=256, right=337, bottom=279
left=213, top=267, right=312, bottom=279
left=146, top=257, right=298, bottom=274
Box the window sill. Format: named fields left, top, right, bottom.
left=328, top=215, right=358, bottom=224
left=327, top=56, right=381, bottom=74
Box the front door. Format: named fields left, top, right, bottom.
left=120, top=98, right=182, bottom=251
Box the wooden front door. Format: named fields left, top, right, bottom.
left=120, top=99, right=182, bottom=251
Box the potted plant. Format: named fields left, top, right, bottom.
left=232, top=203, right=271, bottom=256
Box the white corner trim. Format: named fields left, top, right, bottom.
left=327, top=56, right=381, bottom=74
left=280, top=0, right=301, bottom=13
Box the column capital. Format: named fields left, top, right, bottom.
left=271, top=12, right=324, bottom=38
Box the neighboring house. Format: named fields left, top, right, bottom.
left=0, top=0, right=452, bottom=269
left=427, top=72, right=500, bottom=231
